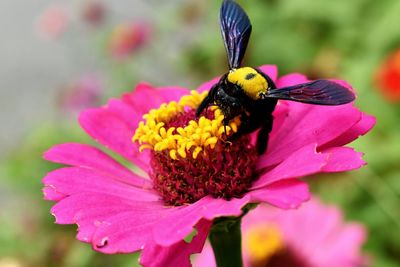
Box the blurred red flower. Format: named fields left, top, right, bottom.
left=82, top=0, right=106, bottom=27
left=108, top=22, right=151, bottom=60
left=376, top=49, right=400, bottom=102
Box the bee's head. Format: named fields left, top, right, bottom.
left=227, top=67, right=268, bottom=100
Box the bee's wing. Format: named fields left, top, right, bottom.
left=220, top=0, right=252, bottom=70
left=266, top=80, right=355, bottom=105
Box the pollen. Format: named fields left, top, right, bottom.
left=132, top=90, right=241, bottom=160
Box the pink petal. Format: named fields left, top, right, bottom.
left=294, top=202, right=366, bottom=267
left=157, top=86, right=190, bottom=102
left=321, top=113, right=376, bottom=149
left=153, top=196, right=251, bottom=246
left=121, top=83, right=188, bottom=113
left=259, top=102, right=362, bottom=168
left=51, top=193, right=167, bottom=253
left=43, top=186, right=66, bottom=201
left=106, top=98, right=141, bottom=129
left=79, top=108, right=151, bottom=173
left=51, top=193, right=146, bottom=224
left=257, top=65, right=278, bottom=82
left=140, top=220, right=211, bottom=267
left=254, top=144, right=327, bottom=188
left=196, top=76, right=221, bottom=93
left=43, top=167, right=158, bottom=201
left=106, top=85, right=187, bottom=131
left=266, top=101, right=289, bottom=138
left=275, top=199, right=367, bottom=267
left=276, top=73, right=309, bottom=87
left=100, top=97, right=153, bottom=173
left=193, top=242, right=216, bottom=267
left=91, top=210, right=161, bottom=253
left=75, top=204, right=136, bottom=243
left=44, top=143, right=150, bottom=188
left=249, top=179, right=310, bottom=209
left=314, top=223, right=367, bottom=267
left=121, top=82, right=166, bottom=114
left=322, top=147, right=365, bottom=172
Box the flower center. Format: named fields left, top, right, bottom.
left=244, top=223, right=309, bottom=267
left=244, top=224, right=284, bottom=264
left=132, top=91, right=258, bottom=206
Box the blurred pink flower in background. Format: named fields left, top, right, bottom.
left=58, top=74, right=103, bottom=114
left=35, top=4, right=69, bottom=40
left=108, top=21, right=152, bottom=60
left=195, top=198, right=368, bottom=267
left=43, top=65, right=374, bottom=266
left=81, top=0, right=106, bottom=27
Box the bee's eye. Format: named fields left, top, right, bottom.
left=245, top=73, right=256, bottom=80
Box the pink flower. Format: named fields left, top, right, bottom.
left=195, top=198, right=368, bottom=267
left=58, top=74, right=103, bottom=114
left=43, top=65, right=374, bottom=266
left=108, top=21, right=151, bottom=60
left=35, top=4, right=69, bottom=40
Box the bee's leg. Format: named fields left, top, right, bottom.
left=256, top=115, right=274, bottom=154
left=215, top=89, right=243, bottom=137
left=229, top=113, right=259, bottom=140
left=196, top=84, right=219, bottom=117
left=222, top=117, right=232, bottom=137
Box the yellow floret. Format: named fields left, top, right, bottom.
left=243, top=224, right=284, bottom=263
left=132, top=90, right=241, bottom=159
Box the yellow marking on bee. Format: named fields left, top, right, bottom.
left=227, top=67, right=268, bottom=100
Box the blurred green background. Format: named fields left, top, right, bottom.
left=1, top=0, right=400, bottom=266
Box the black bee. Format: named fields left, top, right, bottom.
left=196, top=0, right=355, bottom=154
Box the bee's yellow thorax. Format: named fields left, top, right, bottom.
left=227, top=67, right=268, bottom=100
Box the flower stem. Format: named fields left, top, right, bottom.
left=209, top=216, right=243, bottom=267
